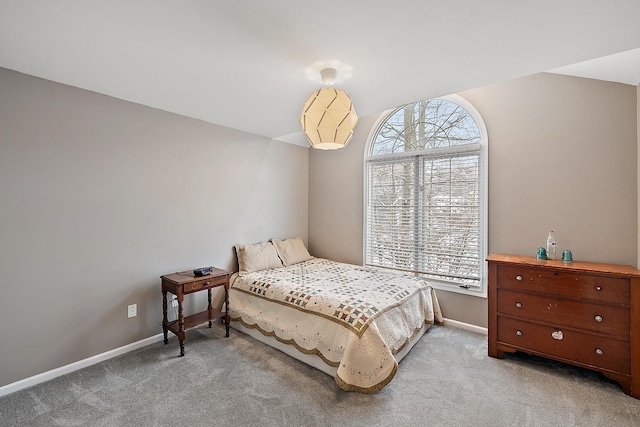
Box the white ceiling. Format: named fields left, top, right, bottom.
left=1, top=1, right=639, bottom=147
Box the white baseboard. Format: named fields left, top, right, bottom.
left=0, top=333, right=164, bottom=398
left=442, top=318, right=488, bottom=335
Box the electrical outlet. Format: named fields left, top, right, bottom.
left=171, top=298, right=178, bottom=308
left=128, top=304, right=137, bottom=318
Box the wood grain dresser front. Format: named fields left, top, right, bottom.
left=487, top=254, right=640, bottom=399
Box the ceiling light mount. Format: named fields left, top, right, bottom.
left=320, top=68, right=337, bottom=86
left=300, top=67, right=358, bottom=150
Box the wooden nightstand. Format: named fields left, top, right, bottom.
left=161, top=267, right=230, bottom=356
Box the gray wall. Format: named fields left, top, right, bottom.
left=309, top=72, right=638, bottom=328
left=0, top=68, right=309, bottom=387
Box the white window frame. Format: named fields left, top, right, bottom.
left=363, top=94, right=488, bottom=297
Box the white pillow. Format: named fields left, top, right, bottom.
left=272, top=237, right=313, bottom=266
left=235, top=241, right=283, bottom=276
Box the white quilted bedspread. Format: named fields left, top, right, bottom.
left=229, top=258, right=443, bottom=393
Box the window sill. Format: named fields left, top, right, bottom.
left=426, top=280, right=487, bottom=298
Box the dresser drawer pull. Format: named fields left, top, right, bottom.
left=515, top=275, right=523, bottom=281
left=594, top=315, right=603, bottom=322
left=595, top=348, right=604, bottom=356
left=595, top=286, right=601, bottom=291
left=551, top=330, right=564, bottom=340
left=515, top=302, right=522, bottom=308
left=205, top=282, right=210, bottom=286
left=516, top=330, right=523, bottom=336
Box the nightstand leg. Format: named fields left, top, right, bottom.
left=224, top=283, right=230, bottom=337
left=207, top=288, right=212, bottom=328
left=162, top=289, right=168, bottom=344
left=177, top=293, right=185, bottom=357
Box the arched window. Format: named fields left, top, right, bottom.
left=364, top=95, right=488, bottom=295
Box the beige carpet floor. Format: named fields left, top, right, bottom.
left=1, top=324, right=639, bottom=426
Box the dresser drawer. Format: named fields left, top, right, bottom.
left=498, top=289, right=630, bottom=338
left=497, top=316, right=630, bottom=374
left=497, top=264, right=629, bottom=305
left=183, top=276, right=226, bottom=293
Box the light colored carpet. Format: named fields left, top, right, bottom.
left=1, top=324, right=639, bottom=426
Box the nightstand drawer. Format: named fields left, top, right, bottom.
left=497, top=316, right=630, bottom=374
left=183, top=276, right=226, bottom=293
left=498, top=289, right=630, bottom=337
left=496, top=264, right=629, bottom=304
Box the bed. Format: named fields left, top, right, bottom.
left=229, top=237, right=443, bottom=393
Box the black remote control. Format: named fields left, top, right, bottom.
left=193, top=266, right=213, bottom=276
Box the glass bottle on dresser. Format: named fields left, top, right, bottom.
left=546, top=231, right=556, bottom=260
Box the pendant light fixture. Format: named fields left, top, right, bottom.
left=300, top=68, right=358, bottom=150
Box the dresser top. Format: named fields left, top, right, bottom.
left=487, top=254, right=640, bottom=278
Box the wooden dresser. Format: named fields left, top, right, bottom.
left=487, top=254, right=640, bottom=398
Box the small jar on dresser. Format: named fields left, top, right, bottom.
left=487, top=253, right=640, bottom=399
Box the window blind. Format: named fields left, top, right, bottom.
left=365, top=151, right=481, bottom=288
